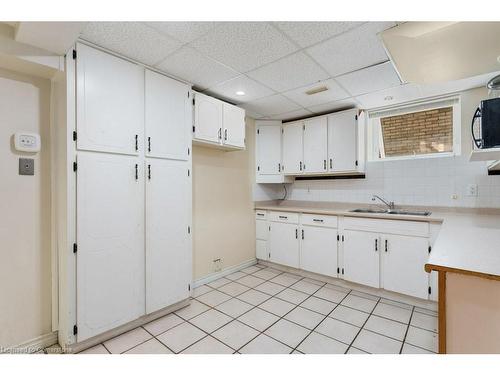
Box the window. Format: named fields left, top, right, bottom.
left=367, top=97, right=461, bottom=161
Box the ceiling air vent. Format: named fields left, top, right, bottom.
left=305, top=86, right=328, bottom=95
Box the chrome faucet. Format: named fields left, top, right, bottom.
left=371, top=195, right=395, bottom=211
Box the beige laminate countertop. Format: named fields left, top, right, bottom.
left=255, top=200, right=500, bottom=279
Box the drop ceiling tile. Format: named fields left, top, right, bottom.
left=336, top=62, right=401, bottom=96
left=268, top=108, right=313, bottom=121
left=144, top=22, right=217, bottom=43
left=307, top=22, right=396, bottom=77
left=274, top=21, right=364, bottom=48
left=240, top=94, right=301, bottom=117
left=81, top=22, right=182, bottom=66
left=355, top=83, right=422, bottom=109
left=189, top=22, right=299, bottom=72
left=156, top=46, right=239, bottom=90
left=239, top=107, right=265, bottom=119
left=307, top=98, right=360, bottom=114
left=204, top=75, right=274, bottom=103
left=283, top=78, right=350, bottom=108
left=247, top=52, right=329, bottom=92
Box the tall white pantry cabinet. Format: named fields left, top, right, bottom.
left=58, top=43, right=193, bottom=347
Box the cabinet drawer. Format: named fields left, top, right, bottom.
left=343, top=217, right=429, bottom=237
left=301, top=213, right=338, bottom=228
left=255, top=210, right=267, bottom=220
left=269, top=211, right=299, bottom=224
left=256, top=220, right=269, bottom=240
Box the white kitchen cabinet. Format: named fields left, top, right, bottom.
left=76, top=43, right=144, bottom=155
left=343, top=230, right=380, bottom=288
left=145, top=158, right=191, bottom=314
left=269, top=221, right=299, bottom=268
left=300, top=225, right=338, bottom=277
left=381, top=234, right=430, bottom=299
left=145, top=70, right=191, bottom=160
left=303, top=117, right=328, bottom=173
left=256, top=240, right=268, bottom=260
left=282, top=121, right=304, bottom=175
left=327, top=109, right=359, bottom=173
left=223, top=103, right=245, bottom=148
left=76, top=152, right=145, bottom=341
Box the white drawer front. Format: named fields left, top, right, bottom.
left=255, top=210, right=267, bottom=220
left=269, top=211, right=299, bottom=224
left=301, top=213, right=338, bottom=228
left=343, top=217, right=429, bottom=237
left=256, top=220, right=269, bottom=240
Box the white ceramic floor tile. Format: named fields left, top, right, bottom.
left=254, top=281, right=287, bottom=296
left=284, top=306, right=324, bottom=330
left=212, top=320, right=259, bottom=350
left=350, top=289, right=380, bottom=301
left=156, top=322, right=206, bottom=353
left=143, top=313, right=184, bottom=336
left=241, top=265, right=261, bottom=274
left=189, top=309, right=233, bottom=333
left=240, top=334, right=292, bottom=354
left=323, top=283, right=351, bottom=293
left=264, top=319, right=310, bottom=348
left=352, top=329, right=402, bottom=354
left=401, top=343, right=434, bottom=354
left=192, top=285, right=212, bottom=298
left=237, top=275, right=266, bottom=288
left=79, top=344, right=109, bottom=354
left=270, top=274, right=301, bottom=287
left=237, top=289, right=271, bottom=306
left=297, top=332, right=348, bottom=354
left=174, top=300, right=210, bottom=320
left=405, top=326, right=438, bottom=353
left=347, top=347, right=369, bottom=354
left=341, top=294, right=378, bottom=313
left=217, top=281, right=250, bottom=297
left=314, top=286, right=349, bottom=303
left=300, top=296, right=337, bottom=315
left=103, top=327, right=152, bottom=354
left=215, top=298, right=254, bottom=318
left=302, top=277, right=326, bottom=286
left=364, top=315, right=407, bottom=341
left=329, top=305, right=369, bottom=327
left=276, top=288, right=309, bottom=305
left=290, top=280, right=323, bottom=294
left=196, top=290, right=232, bottom=307
left=225, top=271, right=247, bottom=281
left=373, top=302, right=413, bottom=324
left=237, top=307, right=280, bottom=331
left=410, top=311, right=438, bottom=333
left=315, top=317, right=360, bottom=345
left=181, top=336, right=233, bottom=354
left=124, top=338, right=173, bottom=354
left=259, top=297, right=296, bottom=317
left=380, top=298, right=413, bottom=310
left=253, top=268, right=281, bottom=280
left=207, top=277, right=232, bottom=289
left=414, top=306, right=438, bottom=316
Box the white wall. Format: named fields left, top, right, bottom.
left=0, top=69, right=52, bottom=348
left=283, top=87, right=500, bottom=208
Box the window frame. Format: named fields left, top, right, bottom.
left=366, top=95, right=462, bottom=162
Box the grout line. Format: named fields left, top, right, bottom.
left=399, top=306, right=415, bottom=354
left=344, top=296, right=382, bottom=354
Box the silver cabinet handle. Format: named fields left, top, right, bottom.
left=279, top=215, right=288, bottom=219
left=224, top=129, right=227, bottom=141
left=135, top=134, right=138, bottom=151
left=299, top=161, right=302, bottom=171
left=218, top=128, right=222, bottom=140
left=375, top=238, right=378, bottom=252
left=148, top=137, right=151, bottom=152
left=329, top=158, right=333, bottom=169
left=135, top=164, right=138, bottom=180
left=313, top=219, right=324, bottom=223
left=385, top=239, right=388, bottom=252
left=148, top=164, right=151, bottom=180
left=323, top=160, right=326, bottom=170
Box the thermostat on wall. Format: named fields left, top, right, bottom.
left=14, top=132, right=41, bottom=153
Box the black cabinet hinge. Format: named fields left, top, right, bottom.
left=192, top=98, right=195, bottom=106
left=428, top=286, right=431, bottom=295
left=337, top=267, right=340, bottom=274
left=73, top=131, right=77, bottom=141
left=188, top=169, right=190, bottom=177
left=341, top=268, right=344, bottom=275
left=268, top=225, right=271, bottom=231
left=355, top=160, right=358, bottom=167
left=337, top=234, right=340, bottom=241
left=73, top=243, right=77, bottom=254
left=188, top=92, right=190, bottom=98
left=72, top=49, right=77, bottom=60
left=257, top=166, right=260, bottom=171
left=257, top=129, right=260, bottom=135
left=188, top=226, right=191, bottom=234
left=73, top=325, right=78, bottom=335
left=342, top=235, right=344, bottom=242
left=355, top=114, right=358, bottom=121
left=187, top=148, right=190, bottom=156
left=188, top=284, right=191, bottom=291
left=192, top=125, right=195, bottom=133
left=73, top=162, right=77, bottom=172
left=428, top=246, right=432, bottom=254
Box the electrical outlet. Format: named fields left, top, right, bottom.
left=212, top=258, right=222, bottom=273
left=466, top=184, right=478, bottom=197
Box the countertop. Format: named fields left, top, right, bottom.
left=255, top=200, right=500, bottom=280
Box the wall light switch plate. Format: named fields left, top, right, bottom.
left=466, top=184, right=478, bottom=197
left=14, top=132, right=41, bottom=153
left=19, top=158, right=34, bottom=175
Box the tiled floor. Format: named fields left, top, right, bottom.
left=79, top=263, right=438, bottom=354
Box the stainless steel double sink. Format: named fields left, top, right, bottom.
left=349, top=208, right=432, bottom=216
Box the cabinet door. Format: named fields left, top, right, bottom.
left=256, top=239, right=268, bottom=260
left=269, top=222, right=299, bottom=268
left=382, top=234, right=429, bottom=299
left=343, top=230, right=380, bottom=288
left=76, top=43, right=144, bottom=155
left=145, top=158, right=191, bottom=314
left=303, top=117, right=328, bottom=173
left=300, top=226, right=337, bottom=277
left=282, top=122, right=303, bottom=174
left=327, top=110, right=358, bottom=172
left=223, top=103, right=245, bottom=148
left=194, top=93, right=223, bottom=144
left=77, top=152, right=145, bottom=341
left=145, top=70, right=191, bottom=160
left=256, top=122, right=282, bottom=176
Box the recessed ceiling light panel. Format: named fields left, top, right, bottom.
left=236, top=91, right=245, bottom=96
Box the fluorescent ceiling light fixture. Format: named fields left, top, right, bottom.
left=235, top=91, right=245, bottom=96
left=305, top=86, right=329, bottom=96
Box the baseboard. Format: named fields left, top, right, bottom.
left=1, top=331, right=58, bottom=354
left=192, top=258, right=257, bottom=289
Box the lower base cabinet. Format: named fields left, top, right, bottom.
left=269, top=221, right=299, bottom=268
left=256, top=239, right=268, bottom=260
left=300, top=226, right=338, bottom=277
left=342, top=230, right=380, bottom=289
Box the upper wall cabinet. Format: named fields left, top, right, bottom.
left=76, top=43, right=144, bottom=155
left=145, top=70, right=191, bottom=161
left=193, top=92, right=246, bottom=150
left=303, top=117, right=328, bottom=174
left=328, top=109, right=361, bottom=173
left=282, top=121, right=304, bottom=175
